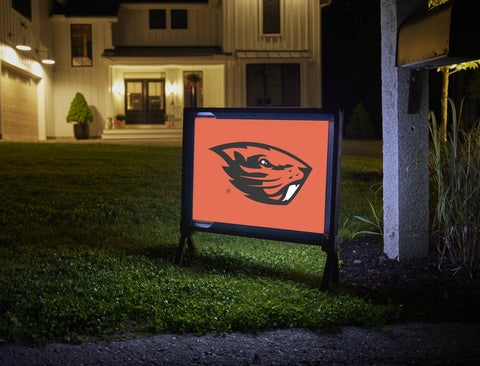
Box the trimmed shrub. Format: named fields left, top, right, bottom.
left=345, top=103, right=374, bottom=139
left=66, top=92, right=93, bottom=124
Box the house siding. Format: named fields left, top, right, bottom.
left=113, top=5, right=221, bottom=47
left=222, top=0, right=314, bottom=52
left=0, top=0, right=54, bottom=140
left=51, top=19, right=112, bottom=138
left=222, top=0, right=323, bottom=108
left=1, top=0, right=326, bottom=140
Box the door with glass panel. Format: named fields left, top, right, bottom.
left=125, top=79, right=165, bottom=124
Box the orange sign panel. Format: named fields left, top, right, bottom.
left=192, top=117, right=330, bottom=234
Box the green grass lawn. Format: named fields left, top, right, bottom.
left=0, top=142, right=384, bottom=344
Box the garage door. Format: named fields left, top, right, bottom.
left=1, top=64, right=38, bottom=140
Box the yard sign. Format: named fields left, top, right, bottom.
left=177, top=108, right=342, bottom=289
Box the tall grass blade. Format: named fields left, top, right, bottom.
left=429, top=98, right=480, bottom=280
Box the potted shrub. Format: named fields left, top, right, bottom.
left=66, top=92, right=93, bottom=139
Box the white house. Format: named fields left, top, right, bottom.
left=0, top=0, right=330, bottom=141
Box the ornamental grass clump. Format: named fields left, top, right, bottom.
left=429, top=99, right=480, bottom=280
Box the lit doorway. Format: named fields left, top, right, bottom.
left=125, top=79, right=166, bottom=124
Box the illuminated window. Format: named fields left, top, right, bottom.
left=150, top=9, right=166, bottom=29
left=71, top=25, right=92, bottom=67
left=247, top=64, right=300, bottom=106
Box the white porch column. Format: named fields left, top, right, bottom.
left=381, top=0, right=429, bottom=260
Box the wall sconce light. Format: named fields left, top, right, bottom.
left=36, top=49, right=55, bottom=65
left=9, top=23, right=31, bottom=51
left=112, top=83, right=125, bottom=95
left=166, top=83, right=178, bottom=106
left=166, top=83, right=178, bottom=95
left=16, top=41, right=31, bottom=51
left=41, top=56, right=55, bottom=65
left=8, top=32, right=31, bottom=51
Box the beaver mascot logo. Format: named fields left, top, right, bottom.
left=210, top=142, right=312, bottom=205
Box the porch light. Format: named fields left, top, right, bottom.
left=112, top=83, right=125, bottom=95
left=166, top=82, right=178, bottom=95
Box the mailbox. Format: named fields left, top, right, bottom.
left=397, top=0, right=480, bottom=68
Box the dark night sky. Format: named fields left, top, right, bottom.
left=322, top=0, right=382, bottom=138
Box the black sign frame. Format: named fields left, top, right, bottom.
left=176, top=108, right=342, bottom=289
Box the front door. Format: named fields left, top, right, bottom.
left=125, top=79, right=165, bottom=124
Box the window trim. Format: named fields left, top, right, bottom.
left=259, top=0, right=284, bottom=37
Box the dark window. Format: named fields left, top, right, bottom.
left=184, top=71, right=203, bottom=108
left=71, top=24, right=92, bottom=67
left=149, top=9, right=166, bottom=29
left=263, top=0, right=280, bottom=34
left=171, top=9, right=188, bottom=29
left=247, top=64, right=300, bottom=107
left=12, top=0, right=31, bottom=20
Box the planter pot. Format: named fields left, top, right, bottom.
left=74, top=123, right=89, bottom=140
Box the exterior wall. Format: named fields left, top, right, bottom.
left=50, top=17, right=116, bottom=138
left=225, top=58, right=322, bottom=108
left=0, top=0, right=55, bottom=140
left=113, top=3, right=221, bottom=46
left=1, top=0, right=327, bottom=139
left=222, top=0, right=317, bottom=52
left=223, top=0, right=323, bottom=108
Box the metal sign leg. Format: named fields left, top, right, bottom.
left=320, top=238, right=339, bottom=291
left=175, top=234, right=195, bottom=265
